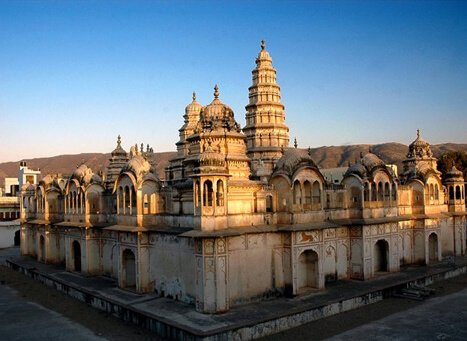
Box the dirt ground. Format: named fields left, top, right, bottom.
left=1, top=258, right=467, bottom=340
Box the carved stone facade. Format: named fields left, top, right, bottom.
left=20, top=42, right=466, bottom=314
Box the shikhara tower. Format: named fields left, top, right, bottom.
left=243, top=40, right=290, bottom=182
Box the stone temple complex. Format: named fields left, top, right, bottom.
left=20, top=41, right=466, bottom=314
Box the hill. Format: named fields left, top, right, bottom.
left=1, top=143, right=466, bottom=185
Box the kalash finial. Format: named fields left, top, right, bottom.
left=417, top=128, right=420, bottom=139
left=117, top=135, right=121, bottom=147
left=261, top=39, right=265, bottom=51
left=192, top=91, right=196, bottom=101
left=294, top=137, right=298, bottom=148
left=214, top=84, right=219, bottom=99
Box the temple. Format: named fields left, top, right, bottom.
left=20, top=42, right=466, bottom=314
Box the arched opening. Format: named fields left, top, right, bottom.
left=203, top=180, right=213, bottom=206
left=377, top=182, right=384, bottom=201
left=118, top=186, right=124, bottom=213
left=131, top=187, right=136, bottom=215
left=449, top=186, right=455, bottom=200
left=72, top=240, right=81, bottom=272
left=39, top=235, right=45, bottom=262
left=14, top=230, right=20, bottom=246
left=124, top=186, right=130, bottom=214
left=455, top=186, right=461, bottom=200
left=428, top=233, right=438, bottom=263
left=374, top=239, right=389, bottom=273
left=293, top=180, right=301, bottom=205
left=384, top=182, right=390, bottom=202
left=194, top=181, right=200, bottom=207
left=303, top=181, right=312, bottom=206
left=364, top=182, right=370, bottom=202
left=216, top=180, right=224, bottom=206
left=266, top=195, right=273, bottom=213
left=312, top=181, right=321, bottom=209
left=122, top=249, right=136, bottom=288
left=435, top=184, right=439, bottom=201
left=297, top=249, right=319, bottom=291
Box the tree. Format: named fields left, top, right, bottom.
left=438, top=151, right=467, bottom=181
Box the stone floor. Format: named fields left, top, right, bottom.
left=5, top=249, right=467, bottom=339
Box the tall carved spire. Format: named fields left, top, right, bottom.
left=243, top=40, right=290, bottom=181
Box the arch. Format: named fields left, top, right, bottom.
left=266, top=195, right=273, bottom=213
left=428, top=233, right=438, bottom=263
left=377, top=182, right=384, bottom=201
left=293, top=180, right=301, bottom=205
left=118, top=186, right=124, bottom=213
left=312, top=181, right=321, bottom=209
left=374, top=239, right=389, bottom=272
left=455, top=185, right=461, bottom=200
left=14, top=230, right=20, bottom=246
left=122, top=249, right=136, bottom=288
left=124, top=186, right=130, bottom=214
left=216, top=180, right=224, bottom=206
left=384, top=182, right=390, bottom=202
left=72, top=240, right=81, bottom=272
left=194, top=181, right=200, bottom=207
left=131, top=187, right=136, bottom=215
left=297, top=249, right=319, bottom=290
left=449, top=186, right=454, bottom=200
left=39, top=235, right=45, bottom=262
left=364, top=182, right=370, bottom=202
left=303, top=180, right=312, bottom=205
left=435, top=184, right=439, bottom=200
left=203, top=180, right=213, bottom=207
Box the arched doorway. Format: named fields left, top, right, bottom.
left=72, top=241, right=81, bottom=272
left=14, top=230, right=20, bottom=246
left=428, top=233, right=438, bottom=263
left=374, top=240, right=389, bottom=272
left=39, top=235, right=45, bottom=262
left=297, top=249, right=319, bottom=291
left=122, top=249, right=136, bottom=288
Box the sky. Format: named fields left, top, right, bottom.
left=0, top=0, right=466, bottom=163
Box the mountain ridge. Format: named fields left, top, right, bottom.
left=1, top=143, right=466, bottom=185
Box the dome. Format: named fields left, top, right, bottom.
left=274, top=148, right=317, bottom=175
left=71, top=164, right=90, bottom=181
left=361, top=153, right=385, bottom=171
left=111, top=135, right=127, bottom=157
left=197, top=85, right=241, bottom=133
left=344, top=163, right=367, bottom=178
left=121, top=154, right=154, bottom=179
left=185, top=92, right=202, bottom=114
left=407, top=129, right=433, bottom=159
left=446, top=166, right=464, bottom=180
left=255, top=40, right=273, bottom=68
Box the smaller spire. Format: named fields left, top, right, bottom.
left=417, top=128, right=420, bottom=139
left=192, top=91, right=196, bottom=101
left=294, top=137, right=298, bottom=148
left=214, top=84, right=219, bottom=99
left=140, top=143, right=144, bottom=153
left=261, top=39, right=265, bottom=51
left=117, top=135, right=121, bottom=147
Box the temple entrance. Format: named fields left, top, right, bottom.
left=374, top=240, right=389, bottom=272
left=122, top=249, right=136, bottom=288
left=428, top=233, right=438, bottom=263
left=39, top=235, right=45, bottom=262
left=297, top=249, right=319, bottom=291
left=14, top=230, right=20, bottom=246
left=72, top=241, right=81, bottom=272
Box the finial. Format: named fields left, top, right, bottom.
left=214, top=84, right=219, bottom=99
left=261, top=39, right=265, bottom=50
left=140, top=143, right=144, bottom=152
left=192, top=91, right=196, bottom=101
left=417, top=128, right=420, bottom=139
left=147, top=144, right=150, bottom=152
left=294, top=137, right=298, bottom=148
left=308, top=146, right=312, bottom=156
left=117, top=135, right=121, bottom=147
